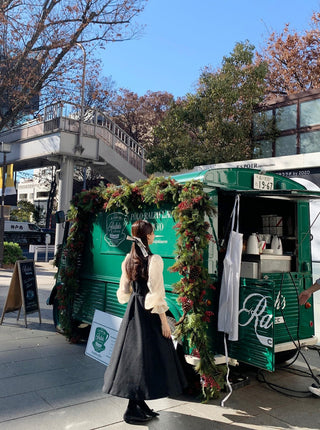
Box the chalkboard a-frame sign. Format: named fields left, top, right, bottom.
left=0, top=260, right=41, bottom=327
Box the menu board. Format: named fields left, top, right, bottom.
left=0, top=260, right=41, bottom=327
left=18, top=260, right=40, bottom=314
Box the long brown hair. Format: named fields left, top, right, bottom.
left=125, top=220, right=153, bottom=281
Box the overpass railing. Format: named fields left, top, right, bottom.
left=43, top=102, right=146, bottom=174
left=0, top=102, right=146, bottom=175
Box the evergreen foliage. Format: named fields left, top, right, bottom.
left=3, top=242, right=24, bottom=265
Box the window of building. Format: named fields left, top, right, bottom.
left=34, top=200, right=47, bottom=210
left=252, top=110, right=273, bottom=137
left=300, top=99, right=320, bottom=127
left=36, top=191, right=49, bottom=198
left=19, top=193, right=28, bottom=200
left=275, top=135, right=297, bottom=156
left=253, top=140, right=273, bottom=158
left=275, top=105, right=297, bottom=131
left=300, top=130, right=320, bottom=153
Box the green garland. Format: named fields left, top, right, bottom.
left=55, top=190, right=105, bottom=339
left=57, top=176, right=226, bottom=401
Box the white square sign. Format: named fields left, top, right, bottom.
left=85, top=309, right=123, bottom=366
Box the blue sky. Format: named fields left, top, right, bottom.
left=99, top=0, right=320, bottom=98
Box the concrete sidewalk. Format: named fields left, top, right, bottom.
left=1, top=262, right=320, bottom=429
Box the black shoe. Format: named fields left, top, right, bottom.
left=144, top=408, right=159, bottom=418
left=137, top=400, right=160, bottom=417
left=123, top=405, right=153, bottom=424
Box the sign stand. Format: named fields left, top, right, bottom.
left=0, top=260, right=41, bottom=327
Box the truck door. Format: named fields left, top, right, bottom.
left=228, top=277, right=275, bottom=371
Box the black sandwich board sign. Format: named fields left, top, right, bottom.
left=0, top=260, right=41, bottom=327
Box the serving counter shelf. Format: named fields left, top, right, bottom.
left=241, top=254, right=292, bottom=279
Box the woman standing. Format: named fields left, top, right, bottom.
left=102, top=220, right=187, bottom=424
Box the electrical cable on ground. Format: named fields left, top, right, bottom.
left=256, top=272, right=320, bottom=397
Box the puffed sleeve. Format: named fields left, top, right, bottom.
left=116, top=255, right=132, bottom=304
left=145, top=254, right=169, bottom=314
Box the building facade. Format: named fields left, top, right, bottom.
left=253, top=88, right=320, bottom=186
left=17, top=167, right=55, bottom=226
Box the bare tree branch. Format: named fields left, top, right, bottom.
left=0, top=0, right=147, bottom=129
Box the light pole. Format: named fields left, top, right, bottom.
left=0, top=142, right=12, bottom=267
left=75, top=42, right=87, bottom=190
left=74, top=42, right=86, bottom=156
left=55, top=42, right=87, bottom=248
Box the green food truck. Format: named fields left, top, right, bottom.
left=55, top=167, right=320, bottom=374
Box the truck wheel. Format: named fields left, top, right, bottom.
left=275, top=349, right=297, bottom=364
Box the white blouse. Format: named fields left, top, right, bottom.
left=117, top=254, right=169, bottom=315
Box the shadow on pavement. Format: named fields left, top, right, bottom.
left=146, top=412, right=244, bottom=429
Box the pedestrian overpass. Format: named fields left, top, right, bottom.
left=0, top=101, right=147, bottom=245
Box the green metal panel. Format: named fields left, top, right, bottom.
left=73, top=279, right=107, bottom=324
left=173, top=168, right=308, bottom=191
left=171, top=169, right=209, bottom=183
left=297, top=201, right=312, bottom=272
left=91, top=206, right=178, bottom=257
left=127, top=206, right=178, bottom=258
left=227, top=278, right=275, bottom=371
left=73, top=279, right=127, bottom=323
left=81, top=207, right=180, bottom=281
left=165, top=292, right=184, bottom=322
left=262, top=272, right=315, bottom=343
left=77, top=205, right=182, bottom=324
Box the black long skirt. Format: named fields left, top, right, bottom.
left=102, top=283, right=187, bottom=400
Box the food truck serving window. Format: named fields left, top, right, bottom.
left=215, top=187, right=320, bottom=276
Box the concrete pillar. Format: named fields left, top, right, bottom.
left=55, top=156, right=74, bottom=248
